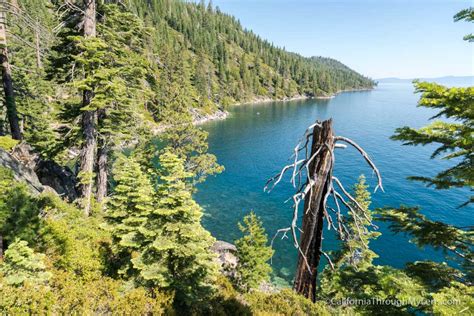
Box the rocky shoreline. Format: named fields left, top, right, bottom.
left=193, top=87, right=374, bottom=125
left=192, top=108, right=229, bottom=125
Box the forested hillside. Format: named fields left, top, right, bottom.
left=128, top=0, right=375, bottom=106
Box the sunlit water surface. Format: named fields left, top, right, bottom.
left=195, top=79, right=473, bottom=284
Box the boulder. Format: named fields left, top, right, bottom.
left=1, top=143, right=78, bottom=200
left=0, top=147, right=43, bottom=194
left=212, top=240, right=239, bottom=277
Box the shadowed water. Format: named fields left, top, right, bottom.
left=195, top=80, right=473, bottom=284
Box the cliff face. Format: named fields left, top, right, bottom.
left=0, top=144, right=77, bottom=201
left=0, top=147, right=43, bottom=194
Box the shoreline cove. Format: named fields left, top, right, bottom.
left=193, top=87, right=375, bottom=125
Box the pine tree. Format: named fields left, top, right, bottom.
left=391, top=9, right=473, bottom=206
left=318, top=177, right=427, bottom=314
left=384, top=4, right=473, bottom=284
left=0, top=239, right=51, bottom=286
left=234, top=211, right=274, bottom=291
left=108, top=149, right=218, bottom=308
left=106, top=155, right=155, bottom=278
left=336, top=175, right=380, bottom=270
left=391, top=82, right=473, bottom=206
left=50, top=3, right=153, bottom=209
left=131, top=149, right=218, bottom=308
left=155, top=50, right=224, bottom=185
left=454, top=7, right=474, bottom=42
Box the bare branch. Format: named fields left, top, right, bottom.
left=332, top=176, right=378, bottom=229
left=334, top=136, right=384, bottom=193
left=321, top=251, right=335, bottom=270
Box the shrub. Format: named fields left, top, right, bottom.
left=0, top=136, right=18, bottom=151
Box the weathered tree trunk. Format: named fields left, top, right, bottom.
left=96, top=108, right=107, bottom=203
left=78, top=0, right=97, bottom=215
left=293, top=119, right=334, bottom=302
left=0, top=10, right=21, bottom=140
left=79, top=110, right=96, bottom=215
left=96, top=144, right=107, bottom=203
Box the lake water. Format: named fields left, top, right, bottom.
left=195, top=80, right=473, bottom=284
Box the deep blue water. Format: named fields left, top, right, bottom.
left=195, top=81, right=473, bottom=284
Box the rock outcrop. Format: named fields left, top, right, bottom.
left=211, top=240, right=239, bottom=277
left=0, top=147, right=44, bottom=194
left=1, top=143, right=78, bottom=200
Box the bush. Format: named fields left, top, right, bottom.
left=0, top=168, right=43, bottom=248
left=0, top=239, right=51, bottom=286
left=0, top=270, right=173, bottom=314
left=244, top=289, right=333, bottom=316
left=0, top=136, right=18, bottom=151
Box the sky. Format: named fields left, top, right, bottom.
left=207, top=0, right=474, bottom=79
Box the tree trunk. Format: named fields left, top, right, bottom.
left=293, top=119, right=334, bottom=302
left=96, top=144, right=107, bottom=203
left=96, top=108, right=107, bottom=203
left=78, top=0, right=97, bottom=215
left=78, top=110, right=96, bottom=215
left=0, top=10, right=21, bottom=140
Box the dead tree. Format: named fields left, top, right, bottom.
left=265, top=119, right=383, bottom=302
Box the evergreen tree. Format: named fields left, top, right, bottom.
left=131, top=149, right=218, bottom=308
left=50, top=2, right=153, bottom=209
left=391, top=8, right=473, bottom=206
left=106, top=155, right=155, bottom=278
left=234, top=211, right=274, bottom=291
left=154, top=49, right=224, bottom=185
left=392, top=82, right=473, bottom=206
left=0, top=239, right=51, bottom=286
left=384, top=4, right=473, bottom=285
left=107, top=150, right=218, bottom=308
left=454, top=7, right=474, bottom=42
left=336, top=175, right=380, bottom=270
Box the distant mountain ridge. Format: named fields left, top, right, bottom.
left=377, top=76, right=474, bottom=85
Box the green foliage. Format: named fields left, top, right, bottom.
left=244, top=289, right=333, bottom=316
left=431, top=282, right=474, bottom=315
left=0, top=136, right=18, bottom=151
left=38, top=192, right=109, bottom=280
left=107, top=150, right=218, bottom=310
left=335, top=175, right=380, bottom=269
left=132, top=150, right=218, bottom=309
left=391, top=82, right=474, bottom=206
left=6, top=0, right=57, bottom=156
left=52, top=5, right=150, bottom=155
left=318, top=177, right=428, bottom=314
left=0, top=282, right=55, bottom=314
left=0, top=270, right=173, bottom=315
left=377, top=206, right=473, bottom=276
left=0, top=167, right=42, bottom=247
left=106, top=154, right=155, bottom=278
left=405, top=261, right=465, bottom=292
left=454, top=7, right=474, bottom=41
left=158, top=76, right=224, bottom=184
left=235, top=211, right=274, bottom=291
left=320, top=264, right=428, bottom=315
left=0, top=240, right=51, bottom=286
